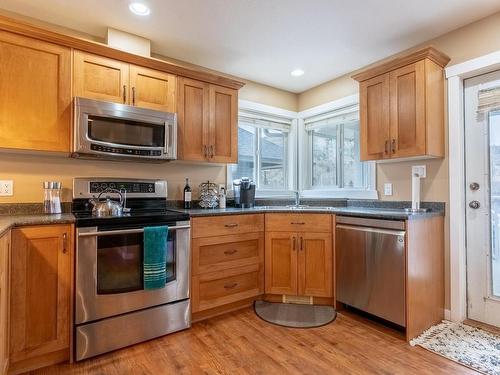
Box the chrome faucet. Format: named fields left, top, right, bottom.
left=294, top=191, right=300, bottom=207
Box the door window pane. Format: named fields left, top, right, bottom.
left=343, top=122, right=364, bottom=188
left=259, top=128, right=286, bottom=189
left=312, top=126, right=337, bottom=187
left=489, top=111, right=500, bottom=297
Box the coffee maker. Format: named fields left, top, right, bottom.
left=233, top=178, right=256, bottom=208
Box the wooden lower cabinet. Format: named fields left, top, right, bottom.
left=191, top=215, right=264, bottom=320
left=9, top=225, right=73, bottom=374
left=0, top=231, right=10, bottom=375
left=265, top=231, right=332, bottom=298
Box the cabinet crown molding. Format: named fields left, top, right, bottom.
left=0, top=14, right=245, bottom=90
left=352, top=46, right=451, bottom=82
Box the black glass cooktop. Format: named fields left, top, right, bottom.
left=72, top=198, right=189, bottom=228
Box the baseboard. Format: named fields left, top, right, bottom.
left=444, top=309, right=451, bottom=320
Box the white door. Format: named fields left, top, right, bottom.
left=465, top=70, right=500, bottom=327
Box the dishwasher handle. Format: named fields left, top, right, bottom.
left=336, top=224, right=405, bottom=238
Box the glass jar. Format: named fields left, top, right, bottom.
left=43, top=181, right=62, bottom=214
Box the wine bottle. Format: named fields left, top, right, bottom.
left=183, top=178, right=192, bottom=209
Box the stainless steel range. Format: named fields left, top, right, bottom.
left=72, top=178, right=191, bottom=361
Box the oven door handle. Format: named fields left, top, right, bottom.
left=78, top=225, right=190, bottom=237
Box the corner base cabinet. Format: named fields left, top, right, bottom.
left=9, top=225, right=73, bottom=375
left=265, top=214, right=333, bottom=299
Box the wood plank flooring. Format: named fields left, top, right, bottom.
left=34, top=307, right=478, bottom=375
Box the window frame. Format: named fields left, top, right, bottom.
left=228, top=97, right=377, bottom=199
left=227, top=100, right=297, bottom=197
left=298, top=95, right=377, bottom=199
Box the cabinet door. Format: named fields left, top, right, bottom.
left=359, top=73, right=390, bottom=160
left=10, top=225, right=73, bottom=368
left=129, top=65, right=176, bottom=112
left=73, top=50, right=129, bottom=104
left=265, top=232, right=297, bottom=295
left=0, top=31, right=71, bottom=152
left=208, top=85, right=238, bottom=163
left=298, top=232, right=333, bottom=297
left=177, top=78, right=210, bottom=161
left=0, top=232, right=10, bottom=375
left=389, top=61, right=426, bottom=158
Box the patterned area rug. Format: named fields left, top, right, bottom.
left=410, top=320, right=500, bottom=375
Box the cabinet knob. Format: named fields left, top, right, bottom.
left=384, top=140, right=389, bottom=155
left=224, top=249, right=237, bottom=255
left=123, top=85, right=127, bottom=103
left=300, top=236, right=303, bottom=251
left=132, top=87, right=136, bottom=106
left=224, top=223, right=238, bottom=228
left=292, top=236, right=296, bottom=251
left=204, top=145, right=208, bottom=158
left=391, top=139, right=396, bottom=154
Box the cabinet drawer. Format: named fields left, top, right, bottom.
left=192, top=264, right=263, bottom=312
left=192, top=232, right=263, bottom=275
left=192, top=214, right=264, bottom=238
left=265, top=213, right=332, bottom=233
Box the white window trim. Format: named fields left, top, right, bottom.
left=298, top=95, right=378, bottom=199
left=228, top=97, right=378, bottom=199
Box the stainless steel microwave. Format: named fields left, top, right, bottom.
left=72, top=97, right=177, bottom=161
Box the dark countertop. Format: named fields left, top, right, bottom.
left=173, top=206, right=444, bottom=221
left=0, top=214, right=75, bottom=237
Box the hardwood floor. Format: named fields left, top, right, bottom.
left=33, top=307, right=478, bottom=375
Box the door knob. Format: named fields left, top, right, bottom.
left=469, top=200, right=480, bottom=209
left=470, top=182, right=480, bottom=191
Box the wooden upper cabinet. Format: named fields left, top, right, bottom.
left=0, top=31, right=71, bottom=152
left=209, top=85, right=238, bottom=163
left=360, top=74, right=390, bottom=160
left=265, top=232, right=297, bottom=295
left=298, top=232, right=332, bottom=298
left=177, top=78, right=238, bottom=163
left=389, top=62, right=426, bottom=158
left=10, top=225, right=73, bottom=372
left=129, top=65, right=176, bottom=112
left=353, top=47, right=450, bottom=161
left=177, top=77, right=210, bottom=161
left=74, top=50, right=129, bottom=104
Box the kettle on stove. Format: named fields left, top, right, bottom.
left=90, top=189, right=124, bottom=217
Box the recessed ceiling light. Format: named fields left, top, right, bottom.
left=129, top=2, right=150, bottom=16
left=290, top=69, right=305, bottom=77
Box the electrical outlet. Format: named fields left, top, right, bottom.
left=412, top=165, right=426, bottom=178
left=0, top=180, right=13, bottom=196
left=384, top=183, right=393, bottom=196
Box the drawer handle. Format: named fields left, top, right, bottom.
left=224, top=223, right=238, bottom=228
left=290, top=222, right=305, bottom=225
left=224, top=282, right=238, bottom=289
left=224, top=249, right=237, bottom=255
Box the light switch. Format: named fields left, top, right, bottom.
left=384, top=183, right=393, bottom=196
left=0, top=180, right=13, bottom=196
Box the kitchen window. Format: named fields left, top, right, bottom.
left=299, top=101, right=377, bottom=198
left=229, top=112, right=295, bottom=193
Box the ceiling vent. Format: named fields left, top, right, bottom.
left=106, top=28, right=151, bottom=57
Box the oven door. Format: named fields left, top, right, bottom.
left=74, top=97, right=177, bottom=160
left=75, top=221, right=190, bottom=324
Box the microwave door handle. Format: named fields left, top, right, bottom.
left=164, top=121, right=170, bottom=156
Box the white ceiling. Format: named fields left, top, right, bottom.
left=2, top=0, right=500, bottom=92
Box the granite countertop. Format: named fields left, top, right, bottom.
left=0, top=213, right=75, bottom=236
left=173, top=205, right=444, bottom=220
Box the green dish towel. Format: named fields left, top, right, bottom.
left=143, top=225, right=168, bottom=290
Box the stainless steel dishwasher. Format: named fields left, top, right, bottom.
left=336, top=216, right=406, bottom=326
